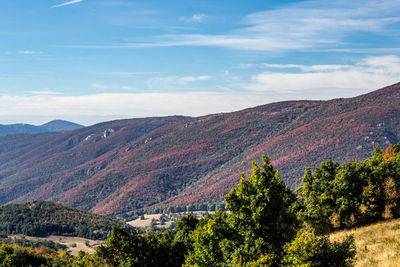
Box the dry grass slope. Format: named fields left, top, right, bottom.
left=331, top=218, right=400, bottom=266
left=9, top=235, right=103, bottom=256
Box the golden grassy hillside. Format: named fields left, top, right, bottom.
left=331, top=218, right=400, bottom=266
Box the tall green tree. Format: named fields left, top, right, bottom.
left=185, top=209, right=237, bottom=266
left=298, top=160, right=339, bottom=233
left=175, top=213, right=199, bottom=252
left=225, top=155, right=298, bottom=263
left=333, top=161, right=366, bottom=227
left=186, top=155, right=298, bottom=266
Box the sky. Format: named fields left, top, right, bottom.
left=1, top=0, right=400, bottom=126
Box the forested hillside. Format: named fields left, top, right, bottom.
left=0, top=201, right=130, bottom=240
left=0, top=83, right=399, bottom=217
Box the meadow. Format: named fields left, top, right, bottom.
left=331, top=218, right=400, bottom=266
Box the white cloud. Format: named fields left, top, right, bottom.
left=248, top=55, right=400, bottom=94
left=180, top=14, right=208, bottom=23
left=51, top=0, right=84, bottom=8
left=0, top=92, right=259, bottom=125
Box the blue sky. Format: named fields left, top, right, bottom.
left=1, top=0, right=400, bottom=125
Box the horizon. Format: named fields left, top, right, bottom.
left=1, top=0, right=400, bottom=125
left=1, top=81, right=398, bottom=127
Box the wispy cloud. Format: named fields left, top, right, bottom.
left=68, top=0, right=400, bottom=52
left=154, top=75, right=214, bottom=86
left=90, top=82, right=107, bottom=90
left=17, top=50, right=42, bottom=55
left=179, top=14, right=208, bottom=23
left=1, top=55, right=398, bottom=125
left=98, top=1, right=131, bottom=7
left=99, top=71, right=166, bottom=77
left=36, top=57, right=56, bottom=61
left=0, top=77, right=25, bottom=81
left=26, top=90, right=62, bottom=95
left=90, top=82, right=140, bottom=92
left=261, top=63, right=353, bottom=72
left=51, top=0, right=84, bottom=9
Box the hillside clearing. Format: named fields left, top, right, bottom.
left=9, top=235, right=103, bottom=256
left=126, top=211, right=212, bottom=228
left=330, top=218, right=400, bottom=266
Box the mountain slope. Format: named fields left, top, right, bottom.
left=0, top=83, right=399, bottom=217
left=0, top=120, right=84, bottom=136
left=39, top=120, right=84, bottom=132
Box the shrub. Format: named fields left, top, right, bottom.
left=283, top=228, right=356, bottom=267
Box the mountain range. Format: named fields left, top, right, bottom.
left=0, top=120, right=84, bottom=136
left=0, top=82, right=399, bottom=218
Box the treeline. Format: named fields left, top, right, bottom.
left=298, top=143, right=400, bottom=233
left=2, top=142, right=399, bottom=266
left=83, top=142, right=398, bottom=266
left=0, top=243, right=73, bottom=266
left=0, top=201, right=130, bottom=240
left=121, top=202, right=226, bottom=221
left=0, top=237, right=67, bottom=251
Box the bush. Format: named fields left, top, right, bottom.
left=283, top=228, right=356, bottom=267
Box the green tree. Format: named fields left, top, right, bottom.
left=332, top=161, right=366, bottom=228
left=97, top=226, right=148, bottom=266
left=175, top=213, right=199, bottom=251
left=394, top=142, right=400, bottom=154
left=186, top=155, right=298, bottom=266
left=298, top=160, right=340, bottom=233
left=0, top=244, right=50, bottom=267
left=97, top=226, right=187, bottom=266
left=225, top=155, right=298, bottom=263
left=185, top=209, right=237, bottom=266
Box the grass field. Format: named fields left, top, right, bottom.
left=9, top=235, right=103, bottom=256
left=331, top=218, right=400, bottom=266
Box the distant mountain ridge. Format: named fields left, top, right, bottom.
left=0, top=120, right=83, bottom=136
left=0, top=83, right=399, bottom=218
